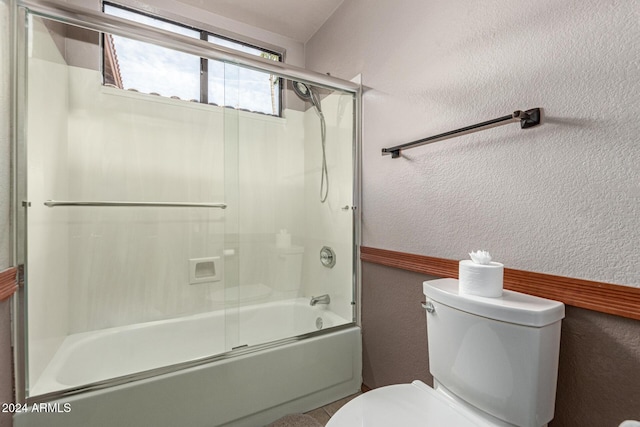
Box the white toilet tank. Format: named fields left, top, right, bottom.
left=423, top=279, right=565, bottom=427
left=268, top=245, right=304, bottom=292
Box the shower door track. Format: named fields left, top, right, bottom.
left=24, top=322, right=357, bottom=405
left=18, top=0, right=360, bottom=94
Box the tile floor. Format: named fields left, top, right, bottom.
left=303, top=392, right=361, bottom=426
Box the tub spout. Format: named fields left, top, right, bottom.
left=310, top=294, right=330, bottom=306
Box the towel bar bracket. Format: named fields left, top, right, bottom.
left=518, top=108, right=541, bottom=129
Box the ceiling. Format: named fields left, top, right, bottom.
left=175, top=0, right=345, bottom=43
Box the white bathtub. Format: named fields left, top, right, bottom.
left=18, top=299, right=361, bottom=427
left=31, top=298, right=349, bottom=395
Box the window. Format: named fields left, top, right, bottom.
left=103, top=3, right=282, bottom=116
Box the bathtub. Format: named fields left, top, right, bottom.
left=17, top=299, right=362, bottom=427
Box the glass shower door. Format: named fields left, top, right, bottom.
left=20, top=12, right=237, bottom=397
left=222, top=62, right=241, bottom=352
left=223, top=69, right=357, bottom=349
left=17, top=4, right=358, bottom=402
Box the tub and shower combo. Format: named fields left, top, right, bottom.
left=12, top=2, right=361, bottom=426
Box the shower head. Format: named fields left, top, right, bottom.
left=291, top=80, right=322, bottom=115
left=292, top=81, right=313, bottom=101
left=291, top=80, right=329, bottom=203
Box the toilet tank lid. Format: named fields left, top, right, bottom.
left=423, top=279, right=565, bottom=327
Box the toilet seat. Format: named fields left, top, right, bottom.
left=327, top=381, right=499, bottom=427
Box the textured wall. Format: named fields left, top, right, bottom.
left=306, top=0, right=640, bottom=287
left=554, top=305, right=640, bottom=426
left=361, top=262, right=640, bottom=427
left=361, top=263, right=434, bottom=388
left=307, top=2, right=640, bottom=422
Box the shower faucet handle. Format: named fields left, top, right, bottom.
left=320, top=246, right=336, bottom=268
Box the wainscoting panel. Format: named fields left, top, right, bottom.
left=359, top=260, right=640, bottom=427
left=361, top=246, right=640, bottom=320
left=0, top=267, right=17, bottom=302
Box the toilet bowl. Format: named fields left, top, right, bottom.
left=328, top=278, right=565, bottom=427
left=327, top=380, right=503, bottom=427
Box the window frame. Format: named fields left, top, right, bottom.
left=102, top=1, right=284, bottom=116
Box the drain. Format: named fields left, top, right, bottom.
left=315, top=317, right=324, bottom=330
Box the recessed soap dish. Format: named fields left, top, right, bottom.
left=189, top=257, right=222, bottom=284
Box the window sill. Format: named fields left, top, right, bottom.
left=100, top=85, right=284, bottom=123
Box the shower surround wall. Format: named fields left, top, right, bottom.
left=301, top=92, right=355, bottom=321
left=25, top=15, right=355, bottom=394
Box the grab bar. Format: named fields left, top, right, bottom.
left=44, top=200, right=227, bottom=209
left=382, top=108, right=541, bottom=158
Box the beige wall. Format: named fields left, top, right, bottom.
left=308, top=2, right=640, bottom=424
left=307, top=0, right=640, bottom=288
left=361, top=262, right=640, bottom=426
left=306, top=0, right=640, bottom=427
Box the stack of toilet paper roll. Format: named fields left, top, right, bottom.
left=459, top=250, right=504, bottom=298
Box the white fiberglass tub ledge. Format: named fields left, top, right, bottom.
left=15, top=300, right=362, bottom=427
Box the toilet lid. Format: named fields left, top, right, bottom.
left=326, top=381, right=497, bottom=427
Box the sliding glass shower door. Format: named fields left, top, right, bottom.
left=222, top=64, right=357, bottom=350
left=20, top=12, right=239, bottom=397
left=231, top=82, right=356, bottom=349
left=16, top=5, right=357, bottom=401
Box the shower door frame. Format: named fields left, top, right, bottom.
left=12, top=0, right=362, bottom=404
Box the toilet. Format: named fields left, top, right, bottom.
left=328, top=278, right=565, bottom=427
